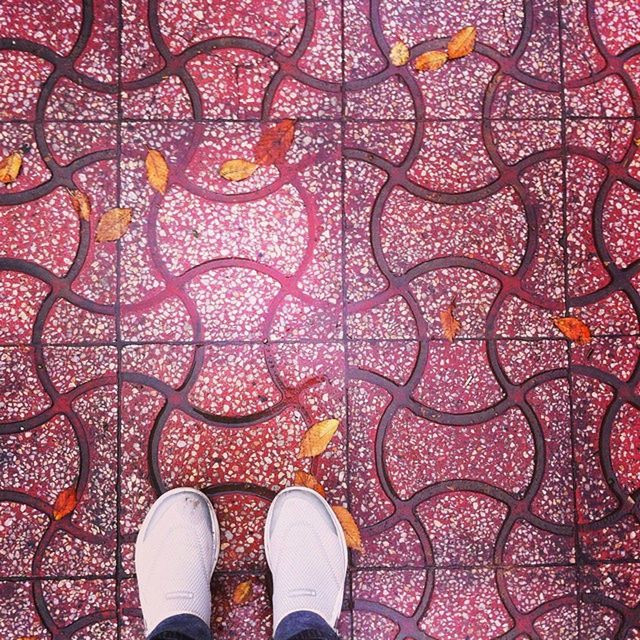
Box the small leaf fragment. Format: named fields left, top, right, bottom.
left=298, top=418, right=339, bottom=458
left=439, top=302, right=461, bottom=342
left=95, top=207, right=133, bottom=242
left=553, top=316, right=592, bottom=345
left=294, top=470, right=326, bottom=497
left=415, top=50, right=449, bottom=72
left=254, top=119, right=296, bottom=166
left=390, top=40, right=410, bottom=67
left=53, top=486, right=77, bottom=520
left=145, top=148, right=169, bottom=194
left=232, top=579, right=253, bottom=605
left=67, top=188, right=91, bottom=221
left=634, top=138, right=640, bottom=147
left=447, top=26, right=477, bottom=59
left=0, top=150, right=22, bottom=184
left=332, top=506, right=363, bottom=552
left=219, top=159, right=259, bottom=182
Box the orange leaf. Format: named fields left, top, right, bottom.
left=293, top=470, right=326, bottom=497
left=67, top=188, right=91, bottom=221
left=232, top=579, right=253, bottom=605
left=95, top=207, right=132, bottom=242
left=447, top=26, right=477, bottom=59
left=635, top=138, right=640, bottom=147
left=16, top=636, right=39, bottom=640
left=415, top=50, right=448, bottom=71
left=53, top=486, right=77, bottom=520
left=145, top=148, right=169, bottom=194
left=332, top=505, right=363, bottom=552
left=553, top=316, right=592, bottom=345
left=254, top=119, right=295, bottom=166
left=219, top=159, right=259, bottom=182
left=298, top=418, right=339, bottom=458
left=0, top=150, right=22, bottom=184
left=439, top=302, right=461, bottom=342
left=389, top=40, right=410, bottom=67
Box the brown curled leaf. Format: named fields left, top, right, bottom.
left=293, top=470, right=326, bottom=497
left=0, top=150, right=23, bottom=184
left=389, top=40, right=410, bottom=67
left=298, top=419, right=339, bottom=458
left=439, top=302, right=461, bottom=342
left=332, top=505, right=363, bottom=552
left=67, top=188, right=91, bottom=221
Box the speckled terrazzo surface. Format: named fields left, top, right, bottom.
left=1, top=0, right=640, bottom=638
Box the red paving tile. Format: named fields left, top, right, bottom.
left=1, top=0, right=640, bottom=638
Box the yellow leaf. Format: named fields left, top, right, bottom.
left=298, top=419, right=339, bottom=458
left=232, top=579, right=253, bottom=605
left=67, top=188, right=91, bottom=221
left=447, top=26, right=477, bottom=59
left=0, top=151, right=22, bottom=184
left=219, top=159, right=259, bottom=182
left=294, top=470, right=326, bottom=497
left=332, top=505, right=363, bottom=552
left=390, top=40, right=410, bottom=67
left=553, top=316, right=592, bottom=345
left=145, top=148, right=169, bottom=194
left=634, top=138, right=640, bottom=147
left=415, top=50, right=449, bottom=72
left=95, top=207, right=132, bottom=242
left=439, top=302, right=461, bottom=342
left=53, top=486, right=77, bottom=520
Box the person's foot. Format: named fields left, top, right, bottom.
left=135, top=487, right=220, bottom=634
left=264, top=486, right=348, bottom=631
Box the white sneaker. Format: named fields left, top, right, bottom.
left=264, top=486, right=348, bottom=631
left=135, top=487, right=220, bottom=634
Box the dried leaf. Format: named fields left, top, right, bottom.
left=294, top=470, right=326, bottom=497
left=145, top=148, right=169, bottom=194
left=254, top=119, right=296, bottom=166
left=390, top=40, right=410, bottom=66
left=553, top=316, right=592, bottom=345
left=447, top=26, right=477, bottom=59
left=332, top=506, right=363, bottom=552
left=0, top=151, right=22, bottom=184
left=95, top=207, right=132, bottom=242
left=67, top=188, right=91, bottom=221
left=635, top=138, right=640, bottom=147
left=232, top=579, right=253, bottom=605
left=439, top=303, right=461, bottom=342
left=16, top=636, right=39, bottom=640
left=298, top=418, right=339, bottom=458
left=219, top=159, right=259, bottom=182
left=415, top=50, right=449, bottom=71
left=53, top=486, right=77, bottom=520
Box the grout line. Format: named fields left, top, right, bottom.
left=555, top=2, right=584, bottom=637
left=115, top=1, right=124, bottom=635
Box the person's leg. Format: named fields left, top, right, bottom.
left=135, top=487, right=220, bottom=640
left=265, top=487, right=348, bottom=640
left=273, top=611, right=340, bottom=640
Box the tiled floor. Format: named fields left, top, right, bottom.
left=0, top=0, right=639, bottom=638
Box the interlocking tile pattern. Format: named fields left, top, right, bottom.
left=1, top=0, right=639, bottom=638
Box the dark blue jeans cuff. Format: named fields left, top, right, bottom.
left=147, top=613, right=211, bottom=640
left=273, top=610, right=340, bottom=640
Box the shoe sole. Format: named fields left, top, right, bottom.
left=135, top=486, right=220, bottom=581
left=264, top=486, right=348, bottom=626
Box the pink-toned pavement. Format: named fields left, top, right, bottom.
left=1, top=1, right=640, bottom=638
